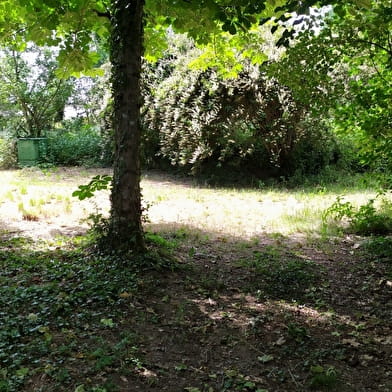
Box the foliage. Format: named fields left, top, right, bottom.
left=73, top=175, right=112, bottom=200
left=0, top=137, right=17, bottom=169
left=0, top=238, right=141, bottom=392
left=271, top=0, right=392, bottom=172
left=309, top=365, right=339, bottom=390
left=0, top=45, right=73, bottom=137
left=363, top=236, right=392, bottom=262
left=323, top=194, right=392, bottom=235
left=45, top=121, right=111, bottom=167
left=142, top=35, right=340, bottom=178
left=238, top=246, right=319, bottom=299
left=362, top=236, right=392, bottom=279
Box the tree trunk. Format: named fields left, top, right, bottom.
left=109, top=0, right=145, bottom=252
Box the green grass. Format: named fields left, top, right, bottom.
left=236, top=245, right=320, bottom=299
left=142, top=171, right=386, bottom=239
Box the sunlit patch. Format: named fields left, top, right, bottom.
left=273, top=301, right=333, bottom=323
left=136, top=367, right=158, bottom=379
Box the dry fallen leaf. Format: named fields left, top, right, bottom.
left=275, top=336, right=286, bottom=346
left=342, top=338, right=361, bottom=348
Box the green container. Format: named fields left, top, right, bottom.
left=17, top=138, right=47, bottom=166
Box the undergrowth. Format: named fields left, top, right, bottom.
left=0, top=235, right=170, bottom=392
left=323, top=192, right=392, bottom=235
left=237, top=245, right=320, bottom=300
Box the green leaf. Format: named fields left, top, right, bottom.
left=258, top=354, right=274, bottom=363
left=244, top=381, right=256, bottom=387
left=15, top=367, right=29, bottom=378
left=100, top=318, right=115, bottom=328
left=311, top=365, right=324, bottom=374
left=353, top=0, right=372, bottom=8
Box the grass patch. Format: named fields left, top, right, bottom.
left=237, top=245, right=320, bottom=300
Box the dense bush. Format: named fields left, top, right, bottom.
left=323, top=194, right=392, bottom=235
left=141, top=43, right=342, bottom=179
left=45, top=120, right=112, bottom=167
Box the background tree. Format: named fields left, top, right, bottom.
left=0, top=45, right=72, bottom=137
left=141, top=33, right=339, bottom=179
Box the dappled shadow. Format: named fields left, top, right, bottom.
left=130, top=222, right=392, bottom=391
left=1, top=220, right=391, bottom=391
left=1, top=168, right=391, bottom=391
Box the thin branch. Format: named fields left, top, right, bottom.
left=368, top=52, right=392, bottom=87
left=355, top=38, right=392, bottom=57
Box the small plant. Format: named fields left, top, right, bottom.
left=0, top=138, right=17, bottom=169
left=323, top=194, right=392, bottom=235
left=63, top=196, right=72, bottom=213
left=18, top=201, right=39, bottom=221
left=145, top=232, right=177, bottom=250
left=309, top=365, right=339, bottom=390
left=186, top=369, right=266, bottom=392
left=287, top=322, right=310, bottom=344
left=19, top=185, right=28, bottom=195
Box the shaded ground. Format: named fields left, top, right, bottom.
left=107, top=231, right=391, bottom=392
left=0, top=168, right=391, bottom=391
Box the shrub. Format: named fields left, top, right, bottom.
left=323, top=194, right=392, bottom=235
left=45, top=120, right=112, bottom=167
left=0, top=137, right=17, bottom=169
left=141, top=45, right=342, bottom=180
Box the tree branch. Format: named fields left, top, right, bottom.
left=355, top=38, right=392, bottom=57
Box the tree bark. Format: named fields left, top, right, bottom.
left=109, top=0, right=145, bottom=252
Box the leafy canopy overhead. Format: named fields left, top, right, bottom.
left=0, top=0, right=369, bottom=75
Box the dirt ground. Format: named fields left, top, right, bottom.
left=1, top=168, right=391, bottom=391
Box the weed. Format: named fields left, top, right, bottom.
left=18, top=201, right=39, bottom=221
left=145, top=232, right=177, bottom=250
left=186, top=369, right=266, bottom=392
left=363, top=236, right=392, bottom=261
left=287, top=322, right=310, bottom=344
left=4, top=190, right=15, bottom=201
left=197, top=276, right=226, bottom=297
left=63, top=196, right=72, bottom=213
left=309, top=365, right=339, bottom=390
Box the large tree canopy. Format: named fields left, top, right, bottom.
left=0, top=0, right=372, bottom=252
left=270, top=0, right=391, bottom=170
left=0, top=45, right=73, bottom=137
